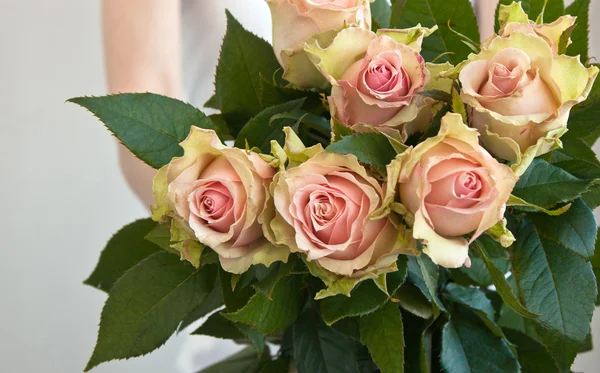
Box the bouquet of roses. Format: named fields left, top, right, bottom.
left=72, top=0, right=600, bottom=372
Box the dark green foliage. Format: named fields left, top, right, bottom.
left=84, top=219, right=162, bottom=293
left=192, top=311, right=245, bottom=340
left=220, top=267, right=255, bottom=312
left=85, top=252, right=217, bottom=371
left=179, top=279, right=224, bottom=332
left=195, top=347, right=271, bottom=373
left=440, top=309, right=520, bottom=373
left=566, top=0, right=590, bottom=62
left=512, top=217, right=597, bottom=369
left=293, top=310, right=361, bottom=373
left=360, top=301, right=405, bottom=373
left=224, top=276, right=304, bottom=334
left=372, top=0, right=393, bottom=29
left=503, top=329, right=560, bottom=373
left=512, top=158, right=591, bottom=208
left=69, top=94, right=218, bottom=168
left=235, top=99, right=306, bottom=153
left=528, top=198, right=597, bottom=259
left=326, top=132, right=397, bottom=172
left=215, top=11, right=283, bottom=136
left=391, top=0, right=479, bottom=64
left=474, top=242, right=538, bottom=319
left=253, top=256, right=297, bottom=299
left=320, top=279, right=389, bottom=326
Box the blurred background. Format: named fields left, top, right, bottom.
left=0, top=1, right=598, bottom=372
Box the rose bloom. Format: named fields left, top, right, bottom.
left=493, top=1, right=575, bottom=55
left=459, top=26, right=598, bottom=162
left=152, top=127, right=285, bottom=273
left=391, top=113, right=517, bottom=268
left=305, top=26, right=444, bottom=139
left=266, top=0, right=372, bottom=88
left=267, top=151, right=412, bottom=276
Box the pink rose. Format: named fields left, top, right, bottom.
left=459, top=23, right=598, bottom=163
left=305, top=26, right=444, bottom=138
left=266, top=0, right=372, bottom=88
left=267, top=150, right=411, bottom=277
left=388, top=113, right=517, bottom=268
left=152, top=127, right=287, bottom=273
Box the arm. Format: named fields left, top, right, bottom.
left=102, top=0, right=182, bottom=207
left=473, top=0, right=499, bottom=41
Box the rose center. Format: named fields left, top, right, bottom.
left=309, top=192, right=341, bottom=226
left=493, top=64, right=510, bottom=77
left=189, top=182, right=234, bottom=229
left=455, top=171, right=482, bottom=198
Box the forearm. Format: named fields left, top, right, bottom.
left=102, top=0, right=182, bottom=207
left=473, top=0, right=499, bottom=41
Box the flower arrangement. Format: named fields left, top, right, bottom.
left=72, top=1, right=600, bottom=372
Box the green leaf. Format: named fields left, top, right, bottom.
left=477, top=235, right=510, bottom=259
left=532, top=0, right=565, bottom=23
left=331, top=119, right=356, bottom=142
left=69, top=93, right=217, bottom=169
left=372, top=0, right=392, bottom=29
left=566, top=0, right=590, bottom=63
left=512, top=158, right=591, bottom=208
left=224, top=276, right=303, bottom=334
left=179, top=278, right=224, bottom=331
left=406, top=256, right=445, bottom=315
left=331, top=316, right=362, bottom=342
left=215, top=11, right=283, bottom=136
left=592, top=229, right=600, bottom=305
left=237, top=324, right=267, bottom=354
left=443, top=283, right=495, bottom=321
left=552, top=133, right=600, bottom=166
left=84, top=218, right=162, bottom=293
left=143, top=223, right=171, bottom=250
left=387, top=256, right=410, bottom=295
left=566, top=75, right=600, bottom=145
left=204, top=94, right=221, bottom=110
left=293, top=310, right=360, bottom=373
left=326, top=132, right=397, bottom=172
left=253, top=256, right=297, bottom=299
left=320, top=279, right=389, bottom=326
left=418, top=104, right=451, bottom=143
left=456, top=257, right=511, bottom=287
left=395, top=284, right=434, bottom=319
left=85, top=252, right=217, bottom=371
left=192, top=310, right=245, bottom=340
left=234, top=99, right=306, bottom=153
left=583, top=183, right=600, bottom=209
left=496, top=0, right=564, bottom=28
left=451, top=87, right=467, bottom=123
left=512, top=217, right=597, bottom=369
left=473, top=242, right=538, bottom=319
left=507, top=194, right=572, bottom=216
left=220, top=267, right=255, bottom=312
left=503, top=329, right=560, bottom=373
left=258, top=357, right=291, bottom=373
left=390, top=0, right=480, bottom=64
left=455, top=237, right=510, bottom=287
left=552, top=159, right=600, bottom=180
left=528, top=198, right=597, bottom=259
left=196, top=346, right=270, bottom=373
left=416, top=255, right=447, bottom=314
left=440, top=310, right=520, bottom=373
left=360, top=301, right=404, bottom=373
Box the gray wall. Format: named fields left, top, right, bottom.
left=0, top=1, right=598, bottom=372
